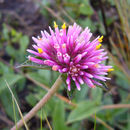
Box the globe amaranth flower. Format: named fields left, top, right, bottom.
left=27, top=22, right=114, bottom=91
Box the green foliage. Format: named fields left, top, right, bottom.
left=67, top=100, right=101, bottom=123
left=0, top=74, right=23, bottom=120
left=53, top=101, right=67, bottom=130
left=0, top=74, right=23, bottom=93
left=1, top=24, right=29, bottom=62
left=79, top=2, right=94, bottom=16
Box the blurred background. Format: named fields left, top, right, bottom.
left=0, top=0, right=130, bottom=130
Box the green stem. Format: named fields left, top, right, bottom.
left=12, top=97, right=18, bottom=130
left=94, top=112, right=96, bottom=130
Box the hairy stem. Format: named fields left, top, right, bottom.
left=11, top=75, right=62, bottom=130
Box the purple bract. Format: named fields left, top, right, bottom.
left=27, top=22, right=114, bottom=91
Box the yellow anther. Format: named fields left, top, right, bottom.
left=96, top=43, right=102, bottom=50
left=38, top=48, right=43, bottom=54
left=54, top=21, right=58, bottom=28
left=98, top=36, right=104, bottom=42
left=108, top=68, right=114, bottom=72
left=62, top=23, right=66, bottom=29
left=52, top=65, right=58, bottom=71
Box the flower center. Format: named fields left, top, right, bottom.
left=69, top=66, right=80, bottom=76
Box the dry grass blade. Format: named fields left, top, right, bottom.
left=108, top=52, right=130, bottom=80
left=114, top=25, right=126, bottom=61
left=91, top=115, right=114, bottom=130
left=114, top=0, right=130, bottom=42
left=43, top=109, right=52, bottom=130
left=5, top=80, right=29, bottom=130
left=102, top=104, right=130, bottom=109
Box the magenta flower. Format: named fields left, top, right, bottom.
left=27, top=22, right=114, bottom=91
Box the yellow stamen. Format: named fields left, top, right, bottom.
left=38, top=48, right=43, bottom=54
left=98, top=36, right=104, bottom=42
left=62, top=23, right=66, bottom=29
left=52, top=65, right=58, bottom=71
left=96, top=43, right=102, bottom=50
left=108, top=68, right=114, bottom=72
left=54, top=21, right=58, bottom=28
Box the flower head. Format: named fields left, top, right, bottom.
left=27, top=22, right=113, bottom=91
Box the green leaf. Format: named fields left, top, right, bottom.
left=53, top=100, right=67, bottom=130
left=2, top=23, right=9, bottom=40
left=5, top=45, right=19, bottom=59
left=79, top=18, right=96, bottom=32
left=67, top=100, right=101, bottom=123
left=17, top=64, right=51, bottom=70
left=19, top=35, right=29, bottom=53
left=0, top=74, right=23, bottom=93
left=11, top=29, right=17, bottom=36
left=79, top=3, right=94, bottom=16
left=0, top=62, right=13, bottom=75
left=0, top=74, right=23, bottom=120
left=74, top=84, right=88, bottom=101
left=0, top=89, right=20, bottom=120
left=91, top=87, right=103, bottom=103
left=26, top=93, right=38, bottom=106
left=27, top=70, right=50, bottom=86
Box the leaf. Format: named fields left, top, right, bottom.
left=26, top=70, right=59, bottom=90
left=11, top=28, right=17, bottom=36
left=16, top=59, right=51, bottom=70
left=79, top=18, right=96, bottom=32
left=73, top=84, right=88, bottom=101
left=53, top=100, right=67, bottom=130
left=2, top=23, right=9, bottom=40
left=26, top=93, right=38, bottom=106
left=79, top=3, right=94, bottom=16
left=0, top=74, right=23, bottom=93
left=67, top=100, right=101, bottom=123
left=6, top=45, right=17, bottom=58
left=0, top=88, right=20, bottom=120
left=0, top=74, right=23, bottom=120
left=91, top=87, right=103, bottom=103
left=0, top=62, right=13, bottom=75
left=19, top=35, right=29, bottom=53
left=17, top=64, right=51, bottom=70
